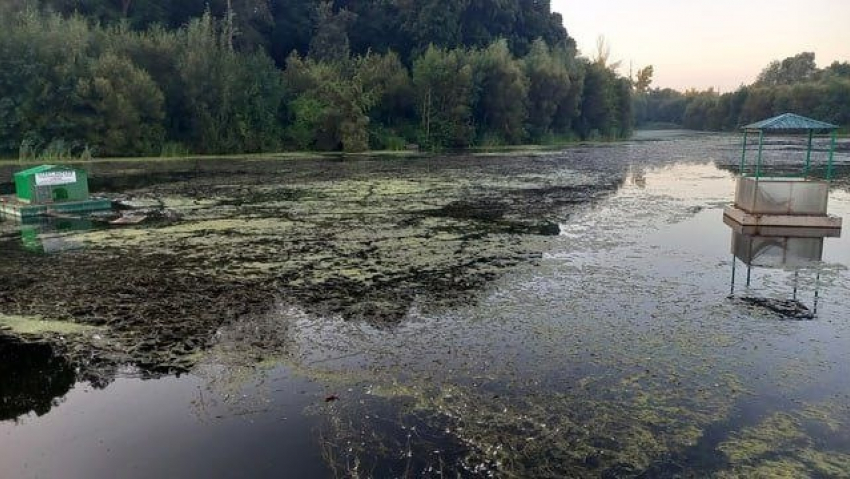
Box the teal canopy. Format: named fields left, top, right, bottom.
left=739, top=113, right=838, bottom=180
left=743, top=113, right=838, bottom=131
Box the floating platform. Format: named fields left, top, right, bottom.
left=0, top=196, right=112, bottom=221
left=724, top=204, right=843, bottom=230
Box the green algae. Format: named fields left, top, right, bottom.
left=0, top=314, right=101, bottom=335
left=718, top=403, right=850, bottom=478
left=309, top=367, right=744, bottom=477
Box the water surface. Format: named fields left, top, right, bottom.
left=2, top=133, right=850, bottom=477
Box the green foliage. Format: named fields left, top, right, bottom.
left=0, top=6, right=635, bottom=156
left=368, top=125, right=408, bottom=151
left=639, top=53, right=850, bottom=131
left=634, top=65, right=653, bottom=94
left=283, top=51, right=394, bottom=153
left=159, top=142, right=190, bottom=158
left=0, top=9, right=92, bottom=154
left=523, top=40, right=571, bottom=139
left=285, top=95, right=327, bottom=151
left=176, top=12, right=285, bottom=153
left=308, top=2, right=355, bottom=63
left=469, top=39, right=529, bottom=144
left=578, top=61, right=623, bottom=139
left=74, top=53, right=166, bottom=156
left=756, top=52, right=818, bottom=87
left=412, top=45, right=475, bottom=149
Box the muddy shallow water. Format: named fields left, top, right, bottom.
left=2, top=132, right=850, bottom=477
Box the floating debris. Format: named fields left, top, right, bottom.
left=739, top=297, right=814, bottom=320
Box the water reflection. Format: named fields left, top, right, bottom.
left=726, top=218, right=841, bottom=319
left=0, top=336, right=76, bottom=421
left=19, top=218, right=93, bottom=254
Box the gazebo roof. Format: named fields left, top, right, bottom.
left=743, top=113, right=838, bottom=131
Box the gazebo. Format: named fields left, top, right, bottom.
left=724, top=113, right=843, bottom=230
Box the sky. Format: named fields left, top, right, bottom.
left=550, top=0, right=850, bottom=92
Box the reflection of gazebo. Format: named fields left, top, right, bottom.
left=724, top=113, right=842, bottom=230
left=726, top=217, right=840, bottom=319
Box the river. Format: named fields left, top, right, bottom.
left=2, top=132, right=850, bottom=477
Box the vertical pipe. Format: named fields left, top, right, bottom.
left=792, top=270, right=799, bottom=301
left=730, top=255, right=737, bottom=296
left=814, top=270, right=821, bottom=316
left=804, top=130, right=813, bottom=176
left=751, top=130, right=764, bottom=211
left=755, top=130, right=764, bottom=180
left=746, top=264, right=752, bottom=288
left=740, top=130, right=749, bottom=176
left=827, top=130, right=836, bottom=181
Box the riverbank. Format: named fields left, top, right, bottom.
left=0, top=135, right=661, bottom=167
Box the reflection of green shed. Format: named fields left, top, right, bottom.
left=14, top=165, right=90, bottom=204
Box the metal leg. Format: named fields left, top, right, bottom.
left=730, top=255, right=737, bottom=296
left=792, top=270, right=799, bottom=301
left=813, top=270, right=821, bottom=316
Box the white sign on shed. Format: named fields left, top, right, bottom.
left=35, top=171, right=77, bottom=186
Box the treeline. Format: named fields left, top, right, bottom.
left=635, top=52, right=850, bottom=130
left=0, top=4, right=634, bottom=157
left=27, top=0, right=572, bottom=64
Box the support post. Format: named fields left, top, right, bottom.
left=814, top=270, right=821, bottom=316
left=827, top=130, right=836, bottom=181
left=730, top=255, right=737, bottom=296
left=739, top=130, right=748, bottom=175
left=755, top=130, right=764, bottom=180
left=804, top=130, right=813, bottom=176
left=792, top=270, right=799, bottom=301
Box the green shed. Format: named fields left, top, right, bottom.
left=13, top=165, right=90, bottom=204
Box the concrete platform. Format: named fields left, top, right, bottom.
left=723, top=205, right=843, bottom=231
left=0, top=196, right=112, bottom=221
left=723, top=214, right=842, bottom=238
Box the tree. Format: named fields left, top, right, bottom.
left=269, top=0, right=314, bottom=63
left=756, top=52, right=818, bottom=86
left=0, top=2, right=638, bottom=155
left=74, top=53, right=165, bottom=155
left=592, top=35, right=621, bottom=71
left=412, top=45, right=474, bottom=148
left=523, top=39, right=571, bottom=139
left=178, top=11, right=284, bottom=153
left=821, top=61, right=850, bottom=81
left=634, top=65, right=653, bottom=93
left=578, top=61, right=617, bottom=139
left=0, top=9, right=94, bottom=154
left=470, top=40, right=529, bottom=143
left=356, top=51, right=416, bottom=147
left=308, top=2, right=356, bottom=63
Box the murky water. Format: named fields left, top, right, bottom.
left=2, top=133, right=850, bottom=477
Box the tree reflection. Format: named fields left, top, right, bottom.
left=0, top=336, right=76, bottom=421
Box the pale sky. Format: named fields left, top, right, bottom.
left=551, top=0, right=850, bottom=92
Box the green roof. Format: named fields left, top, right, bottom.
left=13, top=164, right=78, bottom=178
left=743, top=113, right=838, bottom=131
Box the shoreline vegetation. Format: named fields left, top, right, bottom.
left=0, top=137, right=652, bottom=167
left=0, top=2, right=635, bottom=160
left=1, top=128, right=844, bottom=168
left=1, top=3, right=845, bottom=163
left=635, top=52, right=850, bottom=132
left=6, top=130, right=848, bottom=168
